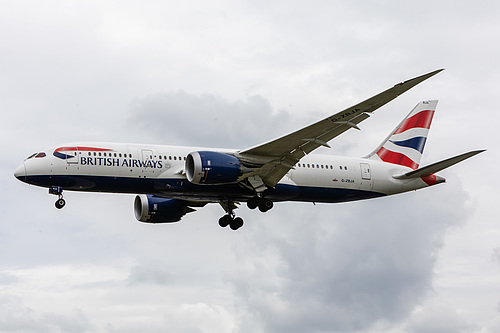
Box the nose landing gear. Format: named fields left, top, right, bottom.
left=49, top=186, right=66, bottom=209
left=55, top=198, right=66, bottom=209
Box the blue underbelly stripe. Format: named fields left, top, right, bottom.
left=23, top=175, right=385, bottom=204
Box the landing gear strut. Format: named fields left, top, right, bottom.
left=49, top=186, right=66, bottom=209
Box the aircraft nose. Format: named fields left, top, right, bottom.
left=14, top=162, right=26, bottom=182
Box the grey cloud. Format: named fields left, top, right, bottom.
left=228, top=180, right=470, bottom=332
left=127, top=261, right=175, bottom=286
left=127, top=91, right=294, bottom=148
left=41, top=309, right=92, bottom=333
left=0, top=295, right=92, bottom=333
left=0, top=272, right=18, bottom=285
left=492, top=248, right=500, bottom=263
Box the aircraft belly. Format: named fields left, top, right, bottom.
left=23, top=174, right=385, bottom=203
left=293, top=185, right=385, bottom=203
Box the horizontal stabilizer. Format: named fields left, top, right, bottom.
left=393, top=150, right=485, bottom=179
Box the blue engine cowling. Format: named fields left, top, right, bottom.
left=134, top=195, right=193, bottom=223
left=186, top=151, right=242, bottom=185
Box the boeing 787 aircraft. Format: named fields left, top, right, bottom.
left=14, top=69, right=484, bottom=230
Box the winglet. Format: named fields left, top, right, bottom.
left=393, top=69, right=444, bottom=93
left=393, top=149, right=485, bottom=179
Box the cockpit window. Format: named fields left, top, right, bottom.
left=26, top=153, right=37, bottom=160
left=35, top=152, right=46, bottom=158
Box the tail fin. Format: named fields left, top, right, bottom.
left=366, top=100, right=437, bottom=169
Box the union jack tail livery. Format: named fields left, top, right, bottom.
left=367, top=100, right=437, bottom=169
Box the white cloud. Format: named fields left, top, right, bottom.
left=0, top=294, right=93, bottom=333
left=405, top=304, right=474, bottom=333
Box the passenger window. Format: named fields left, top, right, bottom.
left=174, top=156, right=177, bottom=160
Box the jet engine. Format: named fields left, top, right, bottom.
left=186, top=151, right=243, bottom=185
left=134, top=194, right=194, bottom=223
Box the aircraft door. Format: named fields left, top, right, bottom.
left=142, top=150, right=154, bottom=163
left=141, top=149, right=156, bottom=177
left=66, top=148, right=79, bottom=164
left=360, top=162, right=372, bottom=190
left=360, top=163, right=371, bottom=180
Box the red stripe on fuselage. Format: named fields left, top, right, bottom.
left=393, top=110, right=434, bottom=134
left=54, top=147, right=113, bottom=152
left=377, top=147, right=419, bottom=169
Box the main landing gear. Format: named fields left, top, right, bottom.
left=218, top=214, right=244, bottom=230
left=49, top=186, right=66, bottom=209
left=246, top=196, right=273, bottom=212
left=218, top=196, right=274, bottom=230
left=218, top=200, right=244, bottom=230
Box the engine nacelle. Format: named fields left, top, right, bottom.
left=134, top=194, right=192, bottom=223
left=186, top=151, right=242, bottom=185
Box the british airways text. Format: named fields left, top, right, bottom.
left=80, top=157, right=164, bottom=168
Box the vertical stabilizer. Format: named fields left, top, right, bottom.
left=366, top=100, right=438, bottom=169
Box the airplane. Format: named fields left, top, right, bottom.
left=14, top=69, right=484, bottom=230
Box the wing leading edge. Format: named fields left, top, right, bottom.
left=236, top=69, right=444, bottom=189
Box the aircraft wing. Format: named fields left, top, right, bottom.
left=237, top=69, right=444, bottom=189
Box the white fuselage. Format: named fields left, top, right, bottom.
left=15, top=142, right=436, bottom=203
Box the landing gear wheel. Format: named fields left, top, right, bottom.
left=55, top=198, right=66, bottom=209
left=218, top=214, right=232, bottom=228
left=258, top=199, right=273, bottom=212
left=247, top=196, right=260, bottom=210
left=50, top=186, right=65, bottom=209
left=230, top=217, right=244, bottom=230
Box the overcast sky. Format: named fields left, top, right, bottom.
left=1, top=1, right=499, bottom=332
